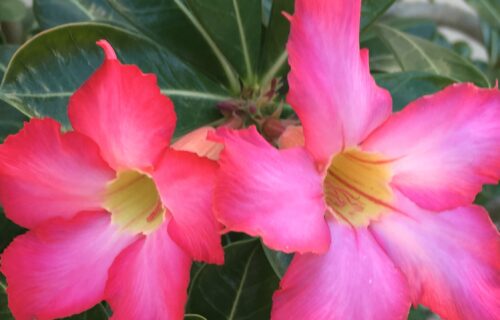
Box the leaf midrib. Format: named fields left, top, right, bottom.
left=227, top=246, right=258, bottom=320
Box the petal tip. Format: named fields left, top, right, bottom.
left=96, top=40, right=117, bottom=60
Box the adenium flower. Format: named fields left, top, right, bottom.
left=0, top=40, right=223, bottom=320
left=213, top=1, right=500, bottom=319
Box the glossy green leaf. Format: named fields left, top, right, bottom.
left=0, top=23, right=231, bottom=136
left=187, top=0, right=262, bottom=84
left=375, top=71, right=454, bottom=111
left=376, top=24, right=490, bottom=87
left=360, top=0, right=396, bottom=31
left=259, top=0, right=293, bottom=86
left=187, top=239, right=279, bottom=319
left=108, top=0, right=239, bottom=90
left=33, top=0, right=129, bottom=29
left=262, top=244, right=293, bottom=279
left=0, top=0, right=26, bottom=22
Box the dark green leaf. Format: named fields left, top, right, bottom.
left=1, top=279, right=13, bottom=320
left=33, top=0, right=129, bottom=30
left=259, top=0, right=293, bottom=85
left=407, top=305, right=435, bottom=320
left=376, top=24, right=490, bottom=87
left=187, top=0, right=262, bottom=84
left=187, top=239, right=279, bottom=320
left=184, top=314, right=207, bottom=320
left=0, top=0, right=26, bottom=22
left=375, top=72, right=454, bottom=111
left=0, top=45, right=17, bottom=79
left=262, top=244, right=292, bottom=278
left=0, top=208, right=24, bottom=257
left=108, top=0, right=239, bottom=90
left=360, top=0, right=396, bottom=31
left=63, top=303, right=110, bottom=320
left=0, top=23, right=230, bottom=136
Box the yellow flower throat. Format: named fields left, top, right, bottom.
left=323, top=148, right=394, bottom=226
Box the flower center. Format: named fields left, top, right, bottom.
left=104, top=170, right=165, bottom=234
left=323, top=148, right=393, bottom=226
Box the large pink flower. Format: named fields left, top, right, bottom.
left=213, top=0, right=500, bottom=319
left=0, top=40, right=223, bottom=320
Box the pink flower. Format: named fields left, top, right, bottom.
left=213, top=1, right=500, bottom=319
left=0, top=40, right=223, bottom=320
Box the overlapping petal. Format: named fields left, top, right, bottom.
left=0, top=118, right=114, bottom=228
left=0, top=212, right=138, bottom=320
left=172, top=126, right=223, bottom=160
left=68, top=40, right=176, bottom=172
left=105, top=222, right=191, bottom=320
left=153, top=148, right=223, bottom=264
left=371, top=192, right=500, bottom=319
left=363, top=83, right=500, bottom=211
left=272, top=221, right=410, bottom=320
left=213, top=127, right=330, bottom=254
left=287, top=0, right=392, bottom=165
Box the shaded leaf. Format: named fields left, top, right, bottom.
left=374, top=71, right=454, bottom=111
left=360, top=0, right=396, bottom=31
left=187, top=0, right=262, bottom=84
left=184, top=314, right=207, bottom=320
left=376, top=24, right=490, bottom=87
left=0, top=0, right=26, bottom=22
left=0, top=279, right=13, bottom=320
left=187, top=239, right=279, bottom=320
left=262, top=243, right=293, bottom=279
left=0, top=23, right=230, bottom=136
left=33, top=0, right=129, bottom=29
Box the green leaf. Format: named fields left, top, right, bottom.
left=187, top=239, right=280, bottom=319
left=184, top=314, right=207, bottom=320
left=360, top=0, right=396, bottom=31
left=0, top=23, right=231, bottom=136
left=374, top=71, right=454, bottom=111
left=259, top=0, right=293, bottom=86
left=466, top=0, right=500, bottom=29
left=407, top=305, right=435, bottom=320
left=376, top=24, right=490, bottom=87
left=262, top=244, right=293, bottom=279
left=1, top=279, right=13, bottom=320
left=0, top=208, right=24, bottom=253
left=186, top=0, right=262, bottom=84
left=33, top=0, right=129, bottom=29
left=0, top=0, right=26, bottom=22
left=63, top=304, right=110, bottom=320
left=108, top=0, right=239, bottom=91
left=0, top=45, right=17, bottom=79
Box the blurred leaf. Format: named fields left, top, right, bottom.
left=0, top=45, right=17, bottom=78
left=466, top=0, right=500, bottom=29
left=0, top=208, right=24, bottom=253
left=0, top=0, right=26, bottom=22
left=375, top=72, right=454, bottom=111
left=1, top=279, right=13, bottom=320
left=33, top=0, right=129, bottom=29
left=262, top=244, right=293, bottom=278
left=361, top=0, right=396, bottom=31
left=376, top=24, right=490, bottom=87
left=259, top=0, right=293, bottom=84
left=187, top=239, right=279, bottom=319
left=0, top=23, right=230, bottom=137
left=408, top=305, right=435, bottom=320
left=186, top=0, right=261, bottom=84
left=64, top=304, right=110, bottom=320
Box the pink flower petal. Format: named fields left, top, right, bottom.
left=272, top=221, right=410, bottom=320
left=0, top=119, right=114, bottom=229
left=172, top=126, right=223, bottom=160
left=153, top=148, right=224, bottom=264
left=371, top=192, right=500, bottom=319
left=0, top=212, right=138, bottom=320
left=105, top=222, right=191, bottom=320
left=68, top=40, right=176, bottom=172
left=363, top=83, right=500, bottom=211
left=287, top=0, right=391, bottom=165
left=213, top=127, right=330, bottom=254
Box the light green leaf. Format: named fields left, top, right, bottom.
left=0, top=0, right=26, bottom=22
left=0, top=23, right=230, bottom=137
left=262, top=244, right=293, bottom=279
left=466, top=0, right=500, bottom=29
left=187, top=239, right=279, bottom=320
left=376, top=24, right=490, bottom=87
left=187, top=0, right=262, bottom=84
left=374, top=71, right=454, bottom=111
left=33, top=0, right=129, bottom=29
